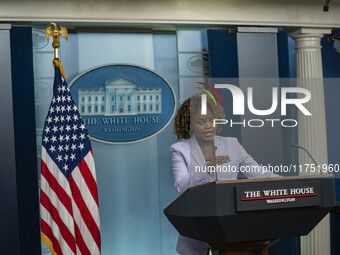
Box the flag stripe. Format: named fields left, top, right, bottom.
left=72, top=166, right=100, bottom=228
left=41, top=158, right=73, bottom=216
left=80, top=153, right=99, bottom=204
left=84, top=150, right=97, bottom=183
left=41, top=147, right=72, bottom=196
left=74, top=221, right=92, bottom=255
left=41, top=205, right=75, bottom=255
left=40, top=191, right=77, bottom=253
left=40, top=174, right=75, bottom=236
left=42, top=153, right=101, bottom=255
left=41, top=219, right=62, bottom=255
left=72, top=198, right=101, bottom=255
left=69, top=174, right=101, bottom=249
left=76, top=245, right=82, bottom=255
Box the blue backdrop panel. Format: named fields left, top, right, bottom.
left=277, top=31, right=298, bottom=170
left=73, top=32, right=180, bottom=255
left=76, top=33, right=161, bottom=255
left=236, top=32, right=282, bottom=166
left=153, top=34, right=181, bottom=255
left=268, top=29, right=300, bottom=255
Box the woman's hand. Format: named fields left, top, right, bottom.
left=206, top=154, right=231, bottom=166
left=216, top=155, right=231, bottom=165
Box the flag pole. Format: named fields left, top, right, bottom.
left=45, top=22, right=68, bottom=60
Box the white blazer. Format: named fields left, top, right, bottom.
left=170, top=135, right=278, bottom=255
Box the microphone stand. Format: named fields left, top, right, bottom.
left=291, top=143, right=325, bottom=174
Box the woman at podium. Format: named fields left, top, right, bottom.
left=170, top=94, right=279, bottom=255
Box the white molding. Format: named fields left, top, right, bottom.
left=1, top=0, right=340, bottom=28
left=0, top=24, right=11, bottom=30
left=237, top=27, right=278, bottom=33
left=289, top=27, right=332, bottom=37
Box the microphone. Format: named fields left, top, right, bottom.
left=291, top=143, right=324, bottom=174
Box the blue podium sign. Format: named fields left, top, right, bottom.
left=69, top=64, right=176, bottom=143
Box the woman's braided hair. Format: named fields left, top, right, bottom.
left=173, top=94, right=225, bottom=139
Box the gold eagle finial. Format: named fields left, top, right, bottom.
left=45, top=22, right=68, bottom=59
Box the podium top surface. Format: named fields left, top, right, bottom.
left=188, top=174, right=333, bottom=190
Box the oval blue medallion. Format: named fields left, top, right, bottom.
left=69, top=64, right=176, bottom=143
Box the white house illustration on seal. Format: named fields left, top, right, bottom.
left=78, top=77, right=162, bottom=116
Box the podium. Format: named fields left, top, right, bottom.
left=164, top=175, right=335, bottom=254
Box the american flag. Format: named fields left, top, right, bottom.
left=40, top=60, right=101, bottom=255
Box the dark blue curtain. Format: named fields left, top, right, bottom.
left=10, top=26, right=41, bottom=254
left=207, top=29, right=241, bottom=140
left=322, top=30, right=340, bottom=255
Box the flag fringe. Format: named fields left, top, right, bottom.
left=41, top=232, right=58, bottom=255
left=53, top=59, right=66, bottom=80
